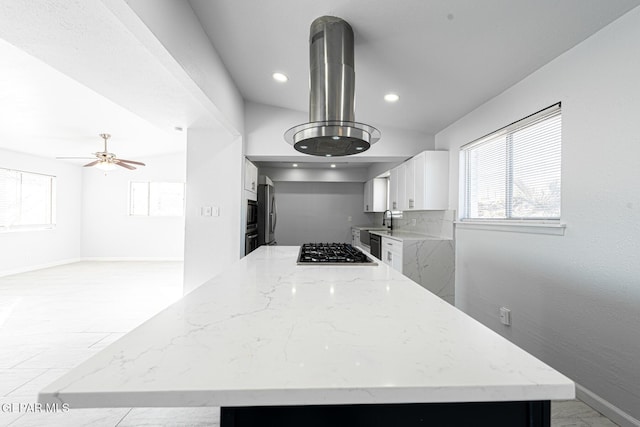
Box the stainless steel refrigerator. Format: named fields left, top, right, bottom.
left=257, top=176, right=277, bottom=246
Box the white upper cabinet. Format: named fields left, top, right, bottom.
left=411, top=151, right=448, bottom=210
left=405, top=156, right=416, bottom=209
left=388, top=151, right=449, bottom=211
left=406, top=151, right=449, bottom=210
left=244, top=158, right=258, bottom=194
left=364, top=178, right=388, bottom=212
left=389, top=167, right=398, bottom=211
left=389, top=163, right=406, bottom=211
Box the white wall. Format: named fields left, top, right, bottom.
left=183, top=129, right=242, bottom=294
left=122, top=0, right=245, bottom=135
left=436, top=7, right=640, bottom=424
left=273, top=181, right=374, bottom=245
left=81, top=151, right=186, bottom=259
left=0, top=149, right=82, bottom=275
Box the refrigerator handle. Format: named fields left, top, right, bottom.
left=272, top=198, right=277, bottom=232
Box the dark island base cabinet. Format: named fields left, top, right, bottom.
left=221, top=400, right=551, bottom=427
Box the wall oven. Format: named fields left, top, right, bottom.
left=245, top=200, right=259, bottom=255
left=247, top=199, right=258, bottom=226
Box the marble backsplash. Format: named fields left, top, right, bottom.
left=371, top=210, right=455, bottom=239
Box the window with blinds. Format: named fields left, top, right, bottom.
left=0, top=168, right=56, bottom=231
left=461, top=103, right=561, bottom=221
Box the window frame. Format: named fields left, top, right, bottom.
left=459, top=103, right=563, bottom=227
left=128, top=181, right=185, bottom=217
left=0, top=167, right=57, bottom=232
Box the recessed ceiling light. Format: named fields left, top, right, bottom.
left=332, top=136, right=340, bottom=140
left=384, top=93, right=400, bottom=103
left=325, top=154, right=332, bottom=157
left=300, top=145, right=308, bottom=149
left=355, top=146, right=364, bottom=151
left=330, top=164, right=336, bottom=168
left=272, top=72, right=288, bottom=82
left=292, top=163, right=298, bottom=167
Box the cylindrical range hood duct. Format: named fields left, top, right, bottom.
left=285, top=16, right=380, bottom=157
left=309, top=16, right=355, bottom=123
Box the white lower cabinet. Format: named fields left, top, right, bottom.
left=381, top=237, right=403, bottom=272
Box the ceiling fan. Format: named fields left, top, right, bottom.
left=57, top=133, right=146, bottom=171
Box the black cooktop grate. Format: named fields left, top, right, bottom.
left=297, top=243, right=376, bottom=265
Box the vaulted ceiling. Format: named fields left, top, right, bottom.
left=0, top=0, right=639, bottom=163
left=191, top=0, right=640, bottom=133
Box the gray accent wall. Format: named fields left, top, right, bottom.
left=273, top=181, right=375, bottom=245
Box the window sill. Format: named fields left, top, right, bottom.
left=455, top=221, right=566, bottom=236
left=0, top=226, right=56, bottom=233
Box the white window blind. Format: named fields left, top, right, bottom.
left=0, top=168, right=56, bottom=231
left=462, top=104, right=561, bottom=221
left=129, top=182, right=185, bottom=216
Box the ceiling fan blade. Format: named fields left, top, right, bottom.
left=116, top=158, right=146, bottom=166
left=83, top=160, right=101, bottom=167
left=114, top=161, right=136, bottom=170
left=57, top=156, right=96, bottom=160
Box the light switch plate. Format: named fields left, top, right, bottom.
left=212, top=206, right=220, bottom=217
left=201, top=206, right=212, bottom=216
left=499, top=307, right=511, bottom=326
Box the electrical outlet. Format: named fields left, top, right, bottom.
left=411, top=218, right=417, bottom=226
left=499, top=307, right=511, bottom=326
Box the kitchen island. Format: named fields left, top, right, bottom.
left=39, top=246, right=573, bottom=426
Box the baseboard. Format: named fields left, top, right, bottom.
left=0, top=258, right=83, bottom=278
left=0, top=257, right=184, bottom=277
left=81, top=257, right=184, bottom=262
left=576, top=383, right=640, bottom=427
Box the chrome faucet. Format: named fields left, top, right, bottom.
left=382, top=210, right=393, bottom=230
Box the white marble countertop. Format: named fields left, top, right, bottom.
left=369, top=229, right=451, bottom=241
left=39, top=246, right=573, bottom=408
left=351, top=224, right=389, bottom=231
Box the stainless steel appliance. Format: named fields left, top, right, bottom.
left=257, top=176, right=277, bottom=246
left=245, top=200, right=259, bottom=255
left=247, top=199, right=258, bottom=226
left=284, top=16, right=380, bottom=156
left=370, top=233, right=381, bottom=260
left=359, top=229, right=371, bottom=249
left=297, top=243, right=376, bottom=266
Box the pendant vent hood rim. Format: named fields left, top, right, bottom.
left=284, top=120, right=381, bottom=157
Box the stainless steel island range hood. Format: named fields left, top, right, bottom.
left=284, top=16, right=380, bottom=156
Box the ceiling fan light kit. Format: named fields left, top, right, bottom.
left=57, top=133, right=146, bottom=171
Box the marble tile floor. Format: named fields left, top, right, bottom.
left=0, top=262, right=619, bottom=426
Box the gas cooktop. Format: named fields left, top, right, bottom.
left=297, top=243, right=377, bottom=265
